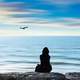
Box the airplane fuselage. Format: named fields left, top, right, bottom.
left=20, top=26, right=28, bottom=30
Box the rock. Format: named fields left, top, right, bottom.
left=65, top=72, right=80, bottom=80
left=7, top=77, right=16, bottom=80
left=0, top=72, right=66, bottom=80
left=25, top=72, right=66, bottom=80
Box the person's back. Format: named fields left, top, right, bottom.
left=40, top=54, right=50, bottom=66
left=35, top=47, right=52, bottom=73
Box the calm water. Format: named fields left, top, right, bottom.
left=0, top=36, right=80, bottom=73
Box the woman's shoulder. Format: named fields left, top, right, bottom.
left=40, top=54, right=50, bottom=57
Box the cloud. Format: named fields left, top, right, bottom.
left=0, top=1, right=80, bottom=36
left=44, top=0, right=80, bottom=5
left=0, top=2, right=25, bottom=7
left=0, top=2, right=48, bottom=25
left=59, top=18, right=80, bottom=27
left=0, top=1, right=79, bottom=25
left=0, top=16, right=80, bottom=36
left=0, top=29, right=80, bottom=36
left=0, top=2, right=47, bottom=14
left=42, top=0, right=80, bottom=12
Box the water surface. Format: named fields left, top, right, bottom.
left=0, top=36, right=80, bottom=73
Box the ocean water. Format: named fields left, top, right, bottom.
left=0, top=36, right=80, bottom=73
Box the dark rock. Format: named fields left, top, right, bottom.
left=0, top=72, right=66, bottom=80
left=65, top=72, right=80, bottom=80
left=8, top=77, right=16, bottom=80
left=50, top=72, right=66, bottom=80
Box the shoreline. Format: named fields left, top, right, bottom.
left=0, top=72, right=80, bottom=80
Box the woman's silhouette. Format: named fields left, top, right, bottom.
left=35, top=47, right=52, bottom=73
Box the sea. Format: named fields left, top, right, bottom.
left=0, top=36, right=80, bottom=73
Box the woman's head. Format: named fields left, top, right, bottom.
left=42, top=47, right=49, bottom=55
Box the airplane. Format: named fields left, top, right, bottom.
left=20, top=26, right=28, bottom=30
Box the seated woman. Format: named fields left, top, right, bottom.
left=35, top=47, right=52, bottom=73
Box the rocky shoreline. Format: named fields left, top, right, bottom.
left=0, top=72, right=80, bottom=80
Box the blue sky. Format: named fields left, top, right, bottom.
left=0, top=0, right=80, bottom=36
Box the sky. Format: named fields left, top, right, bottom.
left=0, top=0, right=80, bottom=36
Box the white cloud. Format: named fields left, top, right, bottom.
left=0, top=1, right=80, bottom=36
left=59, top=18, right=80, bottom=27
left=0, top=29, right=80, bottom=36
left=0, top=2, right=48, bottom=25
left=0, top=17, right=80, bottom=36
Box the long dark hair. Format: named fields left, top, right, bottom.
left=42, top=47, right=49, bottom=55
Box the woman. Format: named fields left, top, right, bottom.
left=35, top=47, right=52, bottom=73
